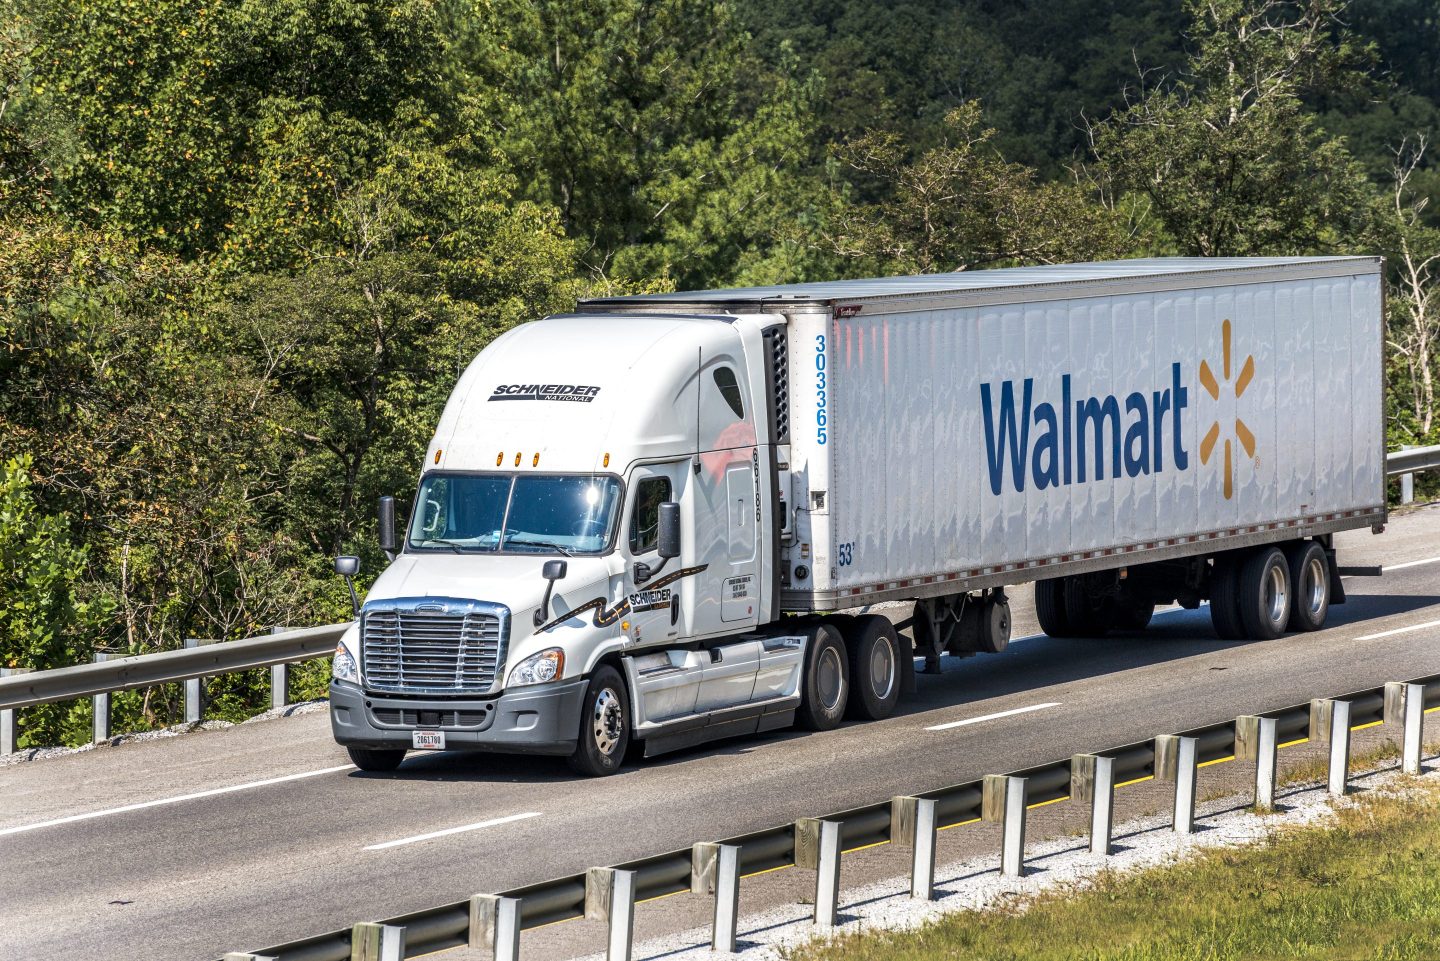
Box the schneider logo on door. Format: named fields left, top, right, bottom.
left=489, top=384, right=601, bottom=403
left=980, top=320, right=1256, bottom=501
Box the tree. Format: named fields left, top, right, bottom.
left=466, top=0, right=821, bottom=287
left=1089, top=0, right=1373, bottom=256
left=817, top=103, right=1134, bottom=275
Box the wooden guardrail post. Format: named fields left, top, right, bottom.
left=1236, top=715, right=1279, bottom=809
left=1071, top=754, right=1115, bottom=855
left=350, top=922, right=404, bottom=961
left=983, top=774, right=1028, bottom=877
left=1156, top=735, right=1198, bottom=833
left=1, top=667, right=31, bottom=755
left=469, top=894, right=520, bottom=961
left=1385, top=682, right=1427, bottom=775
left=586, top=867, right=637, bottom=961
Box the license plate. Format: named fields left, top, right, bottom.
left=412, top=730, right=445, bottom=750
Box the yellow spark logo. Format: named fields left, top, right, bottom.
left=1198, top=319, right=1256, bottom=500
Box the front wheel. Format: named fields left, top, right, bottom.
left=567, top=666, right=630, bottom=777
left=347, top=746, right=407, bottom=772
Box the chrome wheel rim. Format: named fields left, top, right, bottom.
left=816, top=646, right=844, bottom=712
left=592, top=687, right=623, bottom=756
left=1265, top=563, right=1288, bottom=626
left=869, top=636, right=896, bottom=701
left=1306, top=556, right=1327, bottom=616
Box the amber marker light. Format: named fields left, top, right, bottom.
left=434, top=449, right=442, bottom=464
left=532, top=453, right=540, bottom=467
left=496, top=452, right=504, bottom=466
left=603, top=453, right=610, bottom=468
left=514, top=453, right=522, bottom=467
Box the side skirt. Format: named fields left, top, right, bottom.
left=640, top=696, right=800, bottom=758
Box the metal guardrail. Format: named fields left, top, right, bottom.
left=220, top=671, right=1440, bottom=961
left=1386, top=443, right=1440, bottom=477
left=0, top=624, right=350, bottom=752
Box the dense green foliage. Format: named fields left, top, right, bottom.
left=0, top=0, right=1436, bottom=745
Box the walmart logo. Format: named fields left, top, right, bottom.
left=1198, top=319, right=1256, bottom=500
left=979, top=321, right=1258, bottom=499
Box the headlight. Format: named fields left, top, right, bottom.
left=332, top=643, right=359, bottom=683
left=508, top=647, right=565, bottom=687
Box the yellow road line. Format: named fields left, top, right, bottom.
left=1198, top=754, right=1235, bottom=769
left=1278, top=737, right=1310, bottom=749
left=1027, top=795, right=1071, bottom=810
left=740, top=862, right=795, bottom=880
left=1351, top=720, right=1384, bottom=731
left=1115, top=774, right=1154, bottom=788
left=843, top=839, right=891, bottom=855
left=939, top=816, right=982, bottom=832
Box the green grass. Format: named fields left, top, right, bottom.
left=783, top=781, right=1440, bottom=961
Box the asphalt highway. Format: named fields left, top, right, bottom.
left=4, top=506, right=1440, bottom=961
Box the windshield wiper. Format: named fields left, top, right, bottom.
left=423, top=539, right=468, bottom=552
left=505, top=538, right=574, bottom=556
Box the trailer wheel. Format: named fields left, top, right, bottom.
left=1062, top=578, right=1113, bottom=636
left=797, top=623, right=848, bottom=731
left=1238, top=547, right=1291, bottom=640
left=844, top=615, right=901, bottom=720
left=1034, top=579, right=1074, bottom=637
left=346, top=746, right=407, bottom=772
left=567, top=665, right=630, bottom=777
left=1114, top=601, right=1155, bottom=631
left=1209, top=556, right=1245, bottom=640
left=1284, top=541, right=1330, bottom=632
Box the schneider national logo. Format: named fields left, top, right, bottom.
left=489, top=384, right=601, bottom=403
left=979, top=319, right=1258, bottom=499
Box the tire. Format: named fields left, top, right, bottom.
left=843, top=614, right=901, bottom=721
left=1285, top=541, right=1330, bottom=632
left=1062, top=577, right=1113, bottom=636
left=567, top=666, right=630, bottom=777
left=1209, top=555, right=1245, bottom=640
left=797, top=624, right=848, bottom=731
left=347, top=746, right=407, bottom=772
left=1114, top=600, right=1155, bottom=631
left=1035, top=579, right=1074, bottom=637
left=1238, top=547, right=1291, bottom=640
left=978, top=594, right=1011, bottom=653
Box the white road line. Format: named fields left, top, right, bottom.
left=0, top=764, right=356, bottom=839
left=1355, top=617, right=1440, bottom=642
left=1382, top=555, right=1440, bottom=573
left=924, top=702, right=1061, bottom=732
left=363, top=811, right=542, bottom=851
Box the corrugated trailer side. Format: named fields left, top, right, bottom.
left=793, top=258, right=1384, bottom=610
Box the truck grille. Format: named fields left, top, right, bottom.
left=362, top=609, right=505, bottom=695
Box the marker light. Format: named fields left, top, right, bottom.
left=514, top=453, right=522, bottom=467
left=532, top=453, right=540, bottom=467
left=434, top=449, right=443, bottom=464
left=496, top=452, right=504, bottom=466
left=603, top=453, right=610, bottom=468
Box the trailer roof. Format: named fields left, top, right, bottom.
left=577, top=257, right=1379, bottom=312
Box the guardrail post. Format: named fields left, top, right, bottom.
left=270, top=626, right=290, bottom=710
left=469, top=894, right=520, bottom=961
left=586, top=867, right=636, bottom=961
left=1071, top=754, right=1114, bottom=855
left=891, top=795, right=937, bottom=900
left=1402, top=444, right=1415, bottom=504
left=815, top=819, right=842, bottom=928
left=1311, top=698, right=1352, bottom=795
left=1236, top=715, right=1279, bottom=810
left=1385, top=682, right=1427, bottom=775
left=92, top=654, right=112, bottom=744
left=712, top=844, right=741, bottom=952
left=1, top=667, right=31, bottom=755
left=983, top=774, right=1028, bottom=877
left=1156, top=735, right=1198, bottom=833
left=350, top=922, right=404, bottom=961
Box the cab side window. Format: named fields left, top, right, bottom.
left=629, top=477, right=672, bottom=554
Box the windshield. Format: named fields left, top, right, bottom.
left=408, top=473, right=623, bottom=555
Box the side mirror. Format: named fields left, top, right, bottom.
left=657, top=501, right=681, bottom=559
left=535, top=559, right=568, bottom=627
left=378, top=495, right=397, bottom=560
left=334, top=555, right=361, bottom=617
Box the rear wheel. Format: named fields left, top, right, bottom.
left=1285, top=541, right=1330, bottom=632
left=1209, top=556, right=1245, bottom=640
left=843, top=615, right=901, bottom=720
left=347, top=746, right=407, bottom=772
left=567, top=666, right=630, bottom=777
left=1034, top=579, right=1074, bottom=637
left=1238, top=547, right=1291, bottom=640
left=1063, top=578, right=1114, bottom=636
left=1114, top=600, right=1155, bottom=631
left=797, top=624, right=848, bottom=731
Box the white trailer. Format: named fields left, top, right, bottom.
left=329, top=257, right=1387, bottom=775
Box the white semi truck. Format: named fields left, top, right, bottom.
left=329, top=257, right=1387, bottom=775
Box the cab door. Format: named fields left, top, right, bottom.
left=622, top=462, right=687, bottom=648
